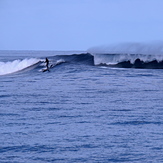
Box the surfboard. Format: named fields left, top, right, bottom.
left=42, top=67, right=50, bottom=72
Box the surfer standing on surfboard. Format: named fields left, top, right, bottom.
left=45, top=58, right=50, bottom=71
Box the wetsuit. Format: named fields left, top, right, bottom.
left=45, top=58, right=49, bottom=69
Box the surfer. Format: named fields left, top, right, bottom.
left=45, top=58, right=50, bottom=71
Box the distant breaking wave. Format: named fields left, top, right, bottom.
left=93, top=53, right=163, bottom=65
left=88, top=42, right=163, bottom=68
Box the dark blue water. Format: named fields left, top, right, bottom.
left=0, top=51, right=163, bottom=162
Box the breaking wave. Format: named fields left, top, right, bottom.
left=0, top=58, right=40, bottom=75
left=88, top=42, right=163, bottom=68
left=0, top=53, right=94, bottom=76
left=2, top=45, right=163, bottom=76
left=93, top=53, right=163, bottom=64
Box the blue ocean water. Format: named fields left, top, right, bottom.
left=0, top=50, right=163, bottom=163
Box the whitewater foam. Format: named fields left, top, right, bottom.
left=93, top=53, right=163, bottom=65
left=0, top=58, right=40, bottom=75
left=88, top=42, right=163, bottom=65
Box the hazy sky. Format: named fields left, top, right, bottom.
left=0, top=0, right=163, bottom=50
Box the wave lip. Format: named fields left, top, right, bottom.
left=0, top=58, right=40, bottom=75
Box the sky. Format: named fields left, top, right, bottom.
left=0, top=0, right=163, bottom=51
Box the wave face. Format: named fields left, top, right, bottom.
left=0, top=53, right=94, bottom=75
left=51, top=53, right=94, bottom=65
left=0, top=58, right=40, bottom=75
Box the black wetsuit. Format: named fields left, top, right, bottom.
left=45, top=58, right=49, bottom=69
left=45, top=58, right=50, bottom=71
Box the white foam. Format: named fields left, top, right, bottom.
left=56, top=59, right=65, bottom=65
left=88, top=42, right=163, bottom=65
left=0, top=58, right=40, bottom=75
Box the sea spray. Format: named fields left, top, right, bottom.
left=88, top=41, right=163, bottom=55
left=88, top=42, right=163, bottom=65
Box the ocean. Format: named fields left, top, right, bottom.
left=0, top=50, right=163, bottom=163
